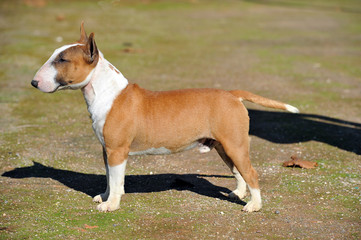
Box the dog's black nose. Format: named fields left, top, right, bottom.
left=31, top=80, right=39, bottom=88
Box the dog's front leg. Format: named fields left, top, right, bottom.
left=96, top=148, right=128, bottom=212
left=96, top=160, right=127, bottom=212
left=93, top=147, right=110, bottom=203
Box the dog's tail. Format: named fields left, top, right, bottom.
left=229, top=90, right=299, bottom=113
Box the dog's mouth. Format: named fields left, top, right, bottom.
left=57, top=84, right=70, bottom=91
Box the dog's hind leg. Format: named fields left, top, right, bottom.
left=215, top=143, right=247, bottom=200
left=212, top=99, right=261, bottom=212
left=220, top=138, right=262, bottom=212
left=93, top=147, right=110, bottom=203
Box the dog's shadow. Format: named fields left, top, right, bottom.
left=1, top=161, right=242, bottom=205
left=249, top=110, right=361, bottom=155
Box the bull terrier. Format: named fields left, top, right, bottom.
left=31, top=23, right=299, bottom=212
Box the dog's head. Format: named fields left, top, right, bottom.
left=31, top=22, right=99, bottom=93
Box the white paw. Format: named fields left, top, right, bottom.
left=242, top=200, right=262, bottom=212
left=198, top=146, right=211, bottom=154
left=229, top=189, right=247, bottom=200
left=96, top=200, right=120, bottom=212
left=93, top=193, right=108, bottom=203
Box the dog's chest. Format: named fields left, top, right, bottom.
left=84, top=89, right=116, bottom=145
left=88, top=101, right=108, bottom=145
left=82, top=61, right=128, bottom=146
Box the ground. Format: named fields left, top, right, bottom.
left=0, top=0, right=360, bottom=239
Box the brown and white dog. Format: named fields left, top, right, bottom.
left=31, top=23, right=299, bottom=212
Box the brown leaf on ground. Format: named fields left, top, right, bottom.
left=84, top=224, right=99, bottom=229
left=282, top=155, right=318, bottom=169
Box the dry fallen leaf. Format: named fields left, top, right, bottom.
left=282, top=155, right=318, bottom=169
left=84, top=224, right=99, bottom=229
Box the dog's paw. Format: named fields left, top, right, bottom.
left=198, top=146, right=211, bottom=154
left=242, top=200, right=262, bottom=212
left=93, top=193, right=108, bottom=203
left=93, top=195, right=103, bottom=203
left=96, top=200, right=120, bottom=212
left=229, top=189, right=246, bottom=200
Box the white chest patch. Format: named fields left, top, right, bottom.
left=82, top=55, right=128, bottom=146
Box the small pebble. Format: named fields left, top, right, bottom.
left=275, top=210, right=280, bottom=214
left=55, top=36, right=63, bottom=43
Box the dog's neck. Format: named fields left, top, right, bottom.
left=81, top=52, right=128, bottom=144
left=82, top=52, right=128, bottom=105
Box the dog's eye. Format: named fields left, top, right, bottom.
left=54, top=56, right=69, bottom=64
left=58, top=58, right=68, bottom=63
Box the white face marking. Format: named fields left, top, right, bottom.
left=33, top=43, right=82, bottom=93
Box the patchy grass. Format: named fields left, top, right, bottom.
left=1, top=0, right=360, bottom=239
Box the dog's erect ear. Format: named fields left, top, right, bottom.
left=83, top=32, right=99, bottom=65
left=78, top=21, right=88, bottom=43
